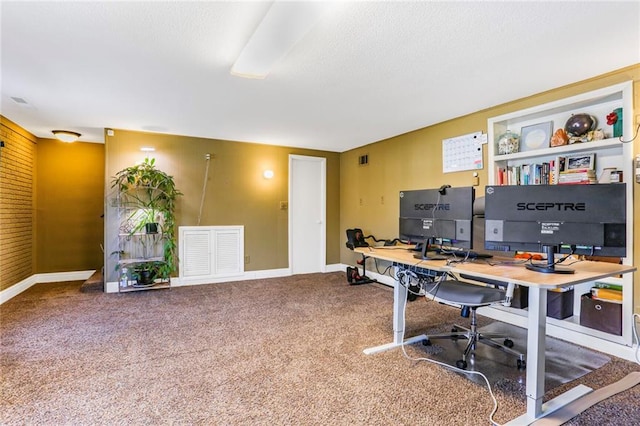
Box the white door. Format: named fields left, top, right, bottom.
left=289, top=155, right=326, bottom=274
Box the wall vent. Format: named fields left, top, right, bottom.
left=358, top=154, right=369, bottom=165
left=179, top=226, right=244, bottom=283
left=182, top=231, right=211, bottom=277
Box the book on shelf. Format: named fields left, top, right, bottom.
left=496, top=157, right=599, bottom=186
left=496, top=160, right=558, bottom=186
left=558, top=169, right=596, bottom=185
left=560, top=167, right=594, bottom=173
left=555, top=153, right=597, bottom=185
left=590, top=287, right=622, bottom=303
left=593, top=281, right=623, bottom=292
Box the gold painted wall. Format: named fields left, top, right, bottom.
left=0, top=117, right=37, bottom=291
left=104, top=130, right=340, bottom=282
left=36, top=139, right=105, bottom=273
left=340, top=64, right=640, bottom=313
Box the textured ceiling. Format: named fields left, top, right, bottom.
left=1, top=1, right=639, bottom=152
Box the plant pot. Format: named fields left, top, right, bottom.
left=145, top=222, right=158, bottom=234
left=134, top=268, right=156, bottom=286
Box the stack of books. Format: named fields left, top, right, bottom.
left=590, top=282, right=622, bottom=303
left=558, top=168, right=597, bottom=185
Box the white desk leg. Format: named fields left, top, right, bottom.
left=526, top=286, right=547, bottom=419
left=507, top=287, right=592, bottom=425
left=363, top=265, right=426, bottom=355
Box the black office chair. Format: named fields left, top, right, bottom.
left=421, top=277, right=525, bottom=370
left=420, top=196, right=526, bottom=370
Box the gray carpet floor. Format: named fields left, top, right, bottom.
left=1, top=272, right=639, bottom=425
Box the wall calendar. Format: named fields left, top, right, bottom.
left=442, top=131, right=485, bottom=173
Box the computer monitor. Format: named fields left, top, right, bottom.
left=399, top=186, right=475, bottom=259
left=484, top=183, right=626, bottom=274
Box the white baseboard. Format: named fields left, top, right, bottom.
left=0, top=275, right=38, bottom=304
left=324, top=263, right=345, bottom=273
left=6, top=265, right=392, bottom=301
left=38, top=270, right=95, bottom=283
left=0, top=270, right=96, bottom=304
left=107, top=266, right=339, bottom=293
left=247, top=268, right=292, bottom=280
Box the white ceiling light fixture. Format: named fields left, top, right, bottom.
left=231, top=1, right=333, bottom=79
left=52, top=130, right=81, bottom=143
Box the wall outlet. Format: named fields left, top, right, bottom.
left=244, top=255, right=250, bottom=264
left=280, top=201, right=288, bottom=210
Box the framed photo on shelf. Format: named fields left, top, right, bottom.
left=520, top=121, right=553, bottom=152
left=564, top=153, right=595, bottom=171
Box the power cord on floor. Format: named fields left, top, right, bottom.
left=397, top=273, right=504, bottom=426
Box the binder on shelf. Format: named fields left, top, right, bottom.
left=590, top=287, right=622, bottom=303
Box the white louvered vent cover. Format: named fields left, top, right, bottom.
left=182, top=230, right=211, bottom=277
left=215, top=230, right=241, bottom=274
left=179, top=226, right=244, bottom=281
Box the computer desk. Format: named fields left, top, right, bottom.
left=353, top=246, right=636, bottom=425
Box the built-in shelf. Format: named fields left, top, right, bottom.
left=485, top=80, right=635, bottom=351
left=493, top=137, right=622, bottom=163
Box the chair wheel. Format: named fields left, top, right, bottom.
left=504, top=339, right=514, bottom=348
left=422, top=339, right=432, bottom=346
left=517, top=359, right=526, bottom=370
left=456, top=360, right=467, bottom=369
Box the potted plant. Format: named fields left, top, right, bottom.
left=131, top=260, right=163, bottom=286
left=112, top=158, right=182, bottom=281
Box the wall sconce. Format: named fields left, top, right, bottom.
left=140, top=147, right=156, bottom=152
left=52, top=130, right=81, bottom=143
left=263, top=170, right=274, bottom=179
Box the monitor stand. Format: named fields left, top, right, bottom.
left=525, top=245, right=574, bottom=274
left=413, top=238, right=447, bottom=261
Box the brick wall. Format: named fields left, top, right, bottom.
left=0, top=117, right=37, bottom=291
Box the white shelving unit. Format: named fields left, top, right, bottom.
left=482, top=81, right=635, bottom=354
left=115, top=188, right=172, bottom=292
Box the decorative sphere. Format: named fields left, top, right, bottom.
left=565, top=114, right=597, bottom=137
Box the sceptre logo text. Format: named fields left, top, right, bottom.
left=516, top=202, right=586, bottom=211
left=415, top=203, right=450, bottom=210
